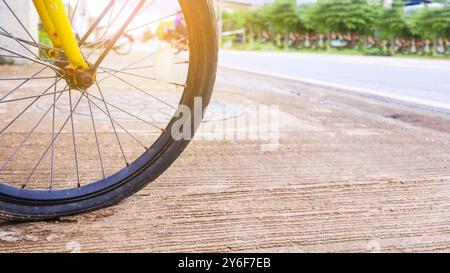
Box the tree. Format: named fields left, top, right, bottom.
left=404, top=10, right=424, bottom=53
left=414, top=4, right=450, bottom=54
left=265, top=0, right=301, bottom=49
left=243, top=6, right=271, bottom=43
left=297, top=4, right=319, bottom=47
left=307, top=0, right=380, bottom=49
left=222, top=6, right=271, bottom=44
left=222, top=10, right=246, bottom=32
left=430, top=5, right=450, bottom=38
left=377, top=0, right=410, bottom=53
left=220, top=0, right=450, bottom=56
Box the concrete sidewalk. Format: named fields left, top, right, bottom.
left=1, top=67, right=450, bottom=252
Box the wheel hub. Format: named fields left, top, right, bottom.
left=63, top=66, right=96, bottom=91
left=54, top=57, right=96, bottom=91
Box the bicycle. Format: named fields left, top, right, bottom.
left=0, top=0, right=218, bottom=221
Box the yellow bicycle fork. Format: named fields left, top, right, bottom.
left=32, top=0, right=144, bottom=90
left=33, top=0, right=89, bottom=70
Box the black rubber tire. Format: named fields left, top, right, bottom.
left=0, top=0, right=218, bottom=221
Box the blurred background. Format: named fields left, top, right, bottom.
left=214, top=0, right=450, bottom=112
left=217, top=0, right=449, bottom=57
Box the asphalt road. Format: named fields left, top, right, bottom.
left=219, top=51, right=450, bottom=112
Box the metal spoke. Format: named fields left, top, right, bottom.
left=0, top=46, right=63, bottom=73
left=68, top=88, right=81, bottom=187
left=81, top=5, right=179, bottom=45
left=97, top=37, right=186, bottom=83
left=126, top=10, right=183, bottom=34
left=0, top=54, right=18, bottom=58
left=0, top=87, right=67, bottom=173
left=99, top=67, right=187, bottom=88
left=23, top=93, right=84, bottom=188
left=68, top=0, right=71, bottom=16
left=136, top=0, right=156, bottom=17
left=86, top=91, right=164, bottom=132
left=92, top=1, right=146, bottom=70
left=84, top=93, right=148, bottom=150
left=0, top=31, right=62, bottom=53
left=70, top=0, right=80, bottom=24
left=102, top=61, right=189, bottom=72
left=0, top=76, right=58, bottom=81
left=94, top=82, right=128, bottom=166
left=0, top=88, right=69, bottom=104
left=99, top=68, right=177, bottom=111
left=49, top=77, right=57, bottom=188
left=0, top=67, right=49, bottom=103
left=0, top=78, right=63, bottom=134
left=78, top=0, right=116, bottom=45
left=0, top=55, right=55, bottom=62
left=94, top=10, right=184, bottom=45
left=0, top=27, right=42, bottom=61
left=2, top=0, right=39, bottom=44
left=85, top=1, right=125, bottom=60
left=86, top=92, right=106, bottom=180
left=104, top=65, right=157, bottom=72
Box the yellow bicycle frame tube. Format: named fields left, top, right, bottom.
left=33, top=0, right=89, bottom=70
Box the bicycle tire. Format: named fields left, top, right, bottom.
left=0, top=0, right=218, bottom=221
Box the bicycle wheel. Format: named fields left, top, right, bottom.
left=0, top=0, right=218, bottom=221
